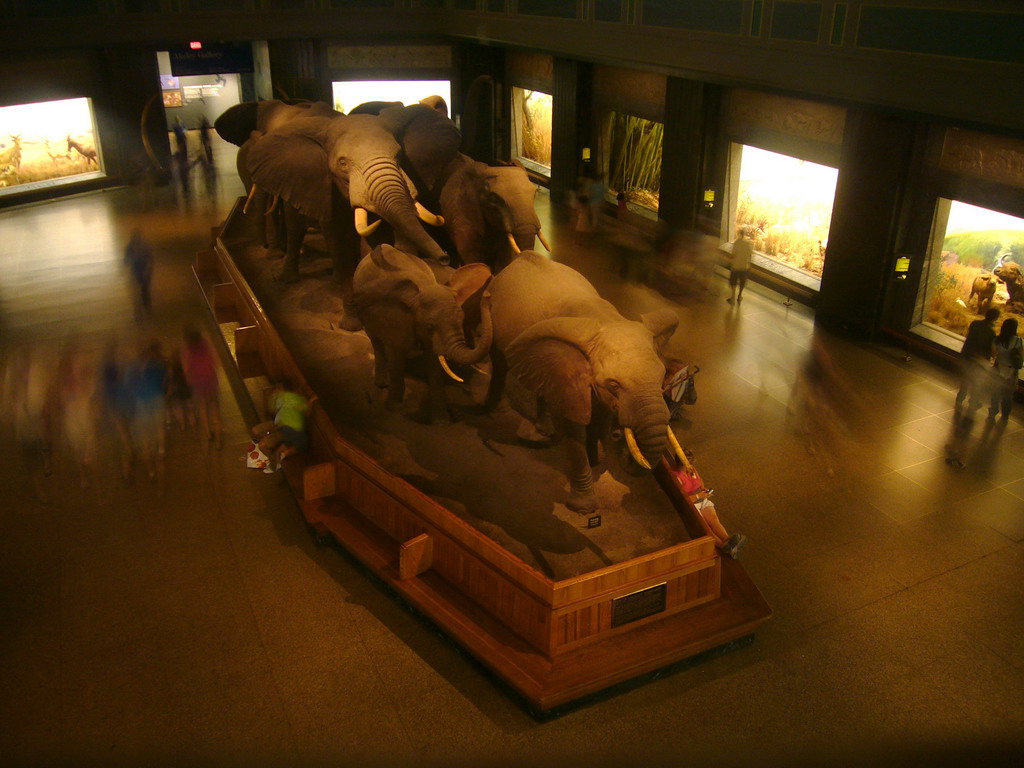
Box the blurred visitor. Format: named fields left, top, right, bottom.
left=727, top=227, right=753, bottom=304
left=182, top=325, right=221, bottom=449
left=100, top=339, right=135, bottom=483
left=165, top=347, right=193, bottom=433
left=130, top=339, right=168, bottom=483
left=954, top=307, right=999, bottom=416
left=788, top=336, right=862, bottom=476
left=2, top=344, right=57, bottom=501
left=198, top=116, right=213, bottom=166
left=172, top=117, right=189, bottom=198
left=251, top=378, right=310, bottom=473
left=988, top=317, right=1022, bottom=422
left=59, top=340, right=99, bottom=489
left=124, top=227, right=154, bottom=316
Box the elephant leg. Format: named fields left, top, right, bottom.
left=368, top=335, right=389, bottom=389
left=384, top=348, right=407, bottom=411
left=276, top=206, right=306, bottom=283
left=265, top=204, right=285, bottom=260
left=586, top=401, right=610, bottom=467
left=484, top=348, right=508, bottom=412
left=324, top=216, right=363, bottom=332
left=562, top=419, right=598, bottom=513
left=424, top=354, right=452, bottom=425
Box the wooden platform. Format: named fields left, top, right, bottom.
left=195, top=199, right=772, bottom=713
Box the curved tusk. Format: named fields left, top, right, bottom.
left=243, top=184, right=258, bottom=214
left=623, top=428, right=652, bottom=470
left=415, top=202, right=445, bottom=227
left=666, top=427, right=691, bottom=468
left=438, top=356, right=464, bottom=383
left=537, top=230, right=552, bottom=252
left=265, top=193, right=280, bottom=215
left=470, top=364, right=488, bottom=375
left=506, top=233, right=522, bottom=254
left=354, top=207, right=382, bottom=237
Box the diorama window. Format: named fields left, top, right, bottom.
left=511, top=87, right=552, bottom=177
left=0, top=97, right=103, bottom=198
left=606, top=111, right=663, bottom=212
left=919, top=199, right=1024, bottom=340
left=332, top=80, right=452, bottom=116
left=728, top=143, right=837, bottom=292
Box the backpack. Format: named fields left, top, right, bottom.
left=1010, top=338, right=1024, bottom=371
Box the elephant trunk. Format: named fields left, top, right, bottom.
left=441, top=296, right=493, bottom=366
left=622, top=394, right=671, bottom=468
left=360, top=157, right=447, bottom=263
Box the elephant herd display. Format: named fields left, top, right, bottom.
left=215, top=98, right=683, bottom=514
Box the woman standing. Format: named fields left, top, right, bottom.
left=182, top=325, right=221, bottom=449
left=989, top=318, right=1023, bottom=422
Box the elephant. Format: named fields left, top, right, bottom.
left=351, top=244, right=493, bottom=424
left=485, top=251, right=679, bottom=513
left=994, top=260, right=1024, bottom=310
left=215, top=100, right=458, bottom=325
left=437, top=155, right=549, bottom=270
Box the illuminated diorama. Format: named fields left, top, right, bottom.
left=511, top=87, right=551, bottom=176
left=606, top=111, right=663, bottom=211
left=332, top=79, right=451, bottom=115
left=730, top=144, right=838, bottom=290
left=919, top=199, right=1024, bottom=343
left=0, top=97, right=103, bottom=196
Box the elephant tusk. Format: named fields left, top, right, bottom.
left=265, top=194, right=280, bottom=215
left=537, top=230, right=552, bottom=252
left=415, top=202, right=445, bottom=227
left=666, top=427, right=691, bottom=469
left=471, top=364, right=488, bottom=375
left=506, top=233, right=522, bottom=254
left=354, top=207, right=382, bottom=237
left=438, top=355, right=464, bottom=383
left=243, top=184, right=258, bottom=214
left=623, top=428, right=652, bottom=470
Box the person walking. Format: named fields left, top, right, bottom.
left=124, top=228, right=154, bottom=316
left=988, top=317, right=1022, bottom=422
left=181, top=325, right=221, bottom=449
left=727, top=227, right=753, bottom=304
left=954, top=307, right=999, bottom=415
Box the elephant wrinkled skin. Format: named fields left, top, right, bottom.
left=994, top=260, right=1024, bottom=310
left=352, top=244, right=493, bottom=424
left=485, top=251, right=679, bottom=512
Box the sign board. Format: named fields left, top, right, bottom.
left=611, top=583, right=667, bottom=628
left=169, top=42, right=253, bottom=76
left=894, top=255, right=911, bottom=273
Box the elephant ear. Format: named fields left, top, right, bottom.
left=380, top=104, right=462, bottom=192
left=214, top=102, right=259, bottom=146
left=506, top=317, right=601, bottom=425
left=641, top=309, right=679, bottom=355
left=247, top=116, right=334, bottom=222
left=447, top=263, right=491, bottom=306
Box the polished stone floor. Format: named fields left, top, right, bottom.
left=1, top=152, right=1023, bottom=767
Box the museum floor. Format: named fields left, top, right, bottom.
left=1, top=147, right=1023, bottom=768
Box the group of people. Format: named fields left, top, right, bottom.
left=955, top=309, right=1023, bottom=423
left=948, top=309, right=1023, bottom=468
left=1, top=326, right=222, bottom=497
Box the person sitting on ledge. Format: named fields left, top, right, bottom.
left=251, top=378, right=311, bottom=472
left=669, top=452, right=747, bottom=559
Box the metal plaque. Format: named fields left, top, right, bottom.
left=611, top=583, right=667, bottom=628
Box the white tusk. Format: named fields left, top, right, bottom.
left=243, top=185, right=258, bottom=214
left=506, top=233, right=522, bottom=254
left=438, top=356, right=464, bottom=383
left=537, top=230, right=552, bottom=252
left=265, top=193, right=280, bottom=215
left=354, top=207, right=382, bottom=237
left=623, top=428, right=652, bottom=470
left=415, top=202, right=445, bottom=227
left=666, top=427, right=691, bottom=469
